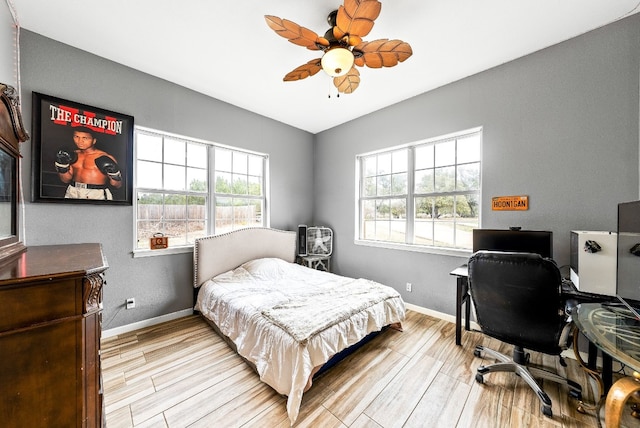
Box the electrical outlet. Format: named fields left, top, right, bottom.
left=406, top=282, right=412, bottom=292
left=126, top=298, right=136, bottom=309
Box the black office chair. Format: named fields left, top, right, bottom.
left=467, top=250, right=582, bottom=417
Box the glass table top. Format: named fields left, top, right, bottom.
left=573, top=303, right=640, bottom=373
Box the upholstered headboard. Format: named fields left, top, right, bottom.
left=194, top=227, right=297, bottom=288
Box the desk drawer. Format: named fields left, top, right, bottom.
left=0, top=279, right=78, bottom=332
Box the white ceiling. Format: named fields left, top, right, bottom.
left=10, top=0, right=640, bottom=134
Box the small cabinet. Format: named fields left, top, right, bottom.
left=0, top=244, right=107, bottom=428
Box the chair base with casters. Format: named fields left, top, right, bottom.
left=474, top=344, right=582, bottom=417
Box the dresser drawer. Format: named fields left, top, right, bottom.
left=0, top=279, right=78, bottom=332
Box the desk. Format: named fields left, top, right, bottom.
left=451, top=262, right=607, bottom=346
left=572, top=303, right=640, bottom=427
left=449, top=264, right=471, bottom=346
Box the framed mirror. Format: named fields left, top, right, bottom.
left=0, top=83, right=29, bottom=263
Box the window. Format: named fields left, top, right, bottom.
left=134, top=127, right=267, bottom=251
left=357, top=128, right=481, bottom=252
left=213, top=146, right=265, bottom=233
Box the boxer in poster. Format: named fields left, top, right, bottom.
left=54, top=126, right=122, bottom=200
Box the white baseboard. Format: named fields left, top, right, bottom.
left=102, top=308, right=194, bottom=338
left=405, top=302, right=480, bottom=331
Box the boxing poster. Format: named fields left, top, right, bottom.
left=31, top=92, right=133, bottom=204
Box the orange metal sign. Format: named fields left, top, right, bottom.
left=492, top=195, right=528, bottom=211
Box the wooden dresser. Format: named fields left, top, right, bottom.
left=0, top=244, right=107, bottom=428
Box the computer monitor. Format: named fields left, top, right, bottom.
left=616, top=200, right=640, bottom=309
left=472, top=228, right=553, bottom=259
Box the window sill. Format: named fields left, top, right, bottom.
left=132, top=246, right=193, bottom=258
left=354, top=239, right=471, bottom=258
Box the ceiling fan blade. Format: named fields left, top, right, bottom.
left=333, top=67, right=360, bottom=93
left=334, top=0, right=381, bottom=40
left=353, top=39, right=413, bottom=68
left=283, top=59, right=323, bottom=81
left=265, top=15, right=330, bottom=50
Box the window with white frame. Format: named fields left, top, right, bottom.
left=134, top=127, right=267, bottom=251
left=213, top=146, right=265, bottom=233
left=357, top=128, right=481, bottom=251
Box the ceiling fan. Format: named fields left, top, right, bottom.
left=265, top=0, right=413, bottom=94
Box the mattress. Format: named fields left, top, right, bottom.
left=194, top=257, right=405, bottom=424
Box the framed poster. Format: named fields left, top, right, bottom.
left=31, top=92, right=134, bottom=204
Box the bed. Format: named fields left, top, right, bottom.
left=193, top=227, right=405, bottom=424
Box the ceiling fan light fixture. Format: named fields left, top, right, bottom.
left=321, top=47, right=354, bottom=77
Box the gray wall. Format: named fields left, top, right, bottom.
left=0, top=4, right=15, bottom=85
left=314, top=14, right=640, bottom=316
left=18, top=30, right=315, bottom=329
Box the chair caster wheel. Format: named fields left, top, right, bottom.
left=541, top=405, right=552, bottom=417
left=474, top=349, right=482, bottom=358
left=475, top=373, right=484, bottom=384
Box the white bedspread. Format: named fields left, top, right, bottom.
left=194, top=257, right=405, bottom=424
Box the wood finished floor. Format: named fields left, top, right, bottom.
left=101, top=310, right=632, bottom=427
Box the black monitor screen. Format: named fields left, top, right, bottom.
left=472, top=229, right=553, bottom=259
left=617, top=200, right=640, bottom=305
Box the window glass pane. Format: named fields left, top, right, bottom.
left=164, top=138, right=185, bottom=165
left=250, top=200, right=263, bottom=225
left=457, top=163, right=480, bottom=191
left=137, top=133, right=162, bottom=162
left=390, top=220, right=406, bottom=243
left=215, top=196, right=233, bottom=233
left=434, top=218, right=454, bottom=247
left=215, top=148, right=232, bottom=172
left=374, top=221, right=390, bottom=241
left=136, top=192, right=164, bottom=249
left=415, top=169, right=434, bottom=193
left=363, top=200, right=376, bottom=221
left=376, top=200, right=390, bottom=220
left=455, top=195, right=478, bottom=249
left=187, top=143, right=207, bottom=168
left=232, top=174, right=248, bottom=194
left=391, top=198, right=406, bottom=220
left=391, top=173, right=407, bottom=195
left=414, top=220, right=433, bottom=246
left=392, top=150, right=407, bottom=173
left=457, top=134, right=481, bottom=164
left=377, top=153, right=391, bottom=175
left=363, top=177, right=376, bottom=197
left=415, top=197, right=434, bottom=219
left=248, top=176, right=262, bottom=196
left=364, top=156, right=376, bottom=177
left=164, top=164, right=185, bottom=191
left=215, top=172, right=232, bottom=193
left=233, top=152, right=248, bottom=174
left=363, top=220, right=376, bottom=240
left=137, top=160, right=162, bottom=189
left=434, top=195, right=455, bottom=219
left=435, top=140, right=455, bottom=167
left=434, top=166, right=455, bottom=192
left=166, top=220, right=187, bottom=246
left=187, top=167, right=207, bottom=192
left=137, top=192, right=163, bottom=220
left=377, top=175, right=391, bottom=196
left=415, top=145, right=434, bottom=170
left=434, top=195, right=455, bottom=246
left=248, top=155, right=263, bottom=176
